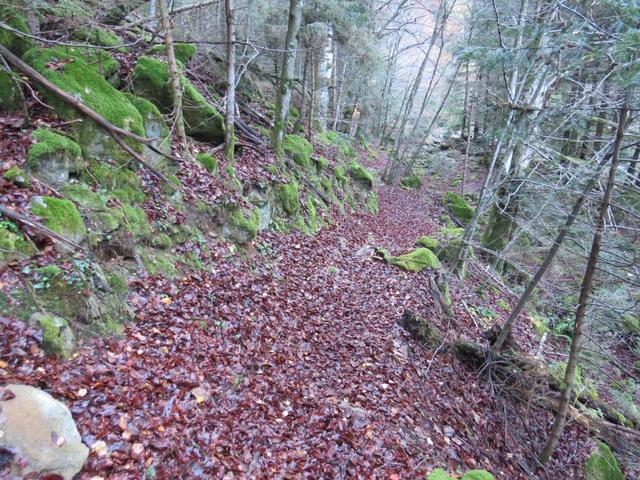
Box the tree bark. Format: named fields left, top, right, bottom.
left=224, top=0, right=235, bottom=161
left=157, top=0, right=188, bottom=155
left=538, top=104, right=628, bottom=464
left=272, top=0, right=304, bottom=163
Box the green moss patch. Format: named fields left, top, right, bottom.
left=276, top=182, right=300, bottom=216
left=427, top=469, right=495, bottom=480
left=443, top=192, right=474, bottom=224
left=417, top=236, right=439, bottom=249
left=84, top=162, right=145, bottom=204
left=73, top=27, right=124, bottom=50
left=132, top=56, right=224, bottom=144
left=0, top=6, right=34, bottom=57
left=0, top=69, right=23, bottom=112
left=196, top=152, right=218, bottom=173
left=149, top=43, right=197, bottom=63
left=401, top=174, right=421, bottom=189
left=224, top=207, right=259, bottom=243
left=29, top=196, right=86, bottom=244
left=3, top=166, right=29, bottom=187
left=0, top=220, right=35, bottom=263
left=283, top=134, right=313, bottom=167
left=28, top=128, right=82, bottom=167
left=382, top=247, right=441, bottom=272
left=62, top=183, right=108, bottom=210
left=29, top=312, right=75, bottom=358
left=585, top=442, right=624, bottom=480
left=348, top=161, right=374, bottom=190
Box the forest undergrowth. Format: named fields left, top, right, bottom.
left=1, top=146, right=592, bottom=479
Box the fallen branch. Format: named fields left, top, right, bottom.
left=0, top=45, right=178, bottom=187
left=0, top=205, right=86, bottom=251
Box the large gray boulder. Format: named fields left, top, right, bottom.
left=0, top=384, right=88, bottom=479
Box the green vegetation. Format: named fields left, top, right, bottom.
left=277, top=182, right=301, bottom=215
left=381, top=247, right=441, bottom=272
left=2, top=166, right=29, bottom=187
left=196, top=152, right=218, bottom=173
left=29, top=196, right=86, bottom=243
left=30, top=312, right=74, bottom=358
left=0, top=6, right=34, bottom=56
left=283, top=134, right=313, bottom=167
left=585, top=442, right=624, bottom=480
left=73, top=27, right=124, bottom=50
left=0, top=70, right=23, bottom=111
left=84, top=162, right=146, bottom=204
left=417, top=236, right=439, bottom=249
left=132, top=56, right=224, bottom=143
left=401, top=174, right=422, bottom=189
left=62, top=183, right=108, bottom=210
left=315, top=156, right=329, bottom=170
left=427, top=469, right=495, bottom=480
left=333, top=165, right=348, bottom=184
left=443, top=192, right=475, bottom=224
left=27, top=129, right=82, bottom=167
left=0, top=220, right=35, bottom=262
left=122, top=205, right=153, bottom=239
left=149, top=43, right=197, bottom=63
left=227, top=208, right=260, bottom=242
left=348, top=161, right=374, bottom=190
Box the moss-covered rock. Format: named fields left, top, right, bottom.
left=84, top=161, right=146, bottom=204
left=314, top=156, right=329, bottom=171
left=29, top=312, right=75, bottom=358
left=27, top=129, right=83, bottom=185
left=427, top=469, right=452, bottom=480
left=283, top=134, right=313, bottom=167
left=0, top=6, right=34, bottom=57
left=348, top=161, right=374, bottom=190
left=222, top=207, right=259, bottom=243
left=196, top=152, right=218, bottom=173
left=462, top=471, right=495, bottom=480
left=124, top=93, right=171, bottom=164
left=398, top=310, right=442, bottom=347
left=417, top=236, right=439, bottom=249
left=0, top=69, right=23, bottom=112
left=23, top=46, right=144, bottom=162
left=381, top=247, right=441, bottom=272
left=2, top=166, right=29, bottom=187
left=121, top=205, right=152, bottom=240
left=443, top=192, right=474, bottom=224
left=585, top=442, right=624, bottom=480
left=333, top=165, right=347, bottom=184
left=401, top=174, right=421, bottom=189
left=131, top=56, right=224, bottom=144
left=151, top=233, right=172, bottom=249
left=440, top=225, right=464, bottom=239
left=62, top=183, right=108, bottom=211
left=276, top=182, right=301, bottom=216
left=73, top=27, right=124, bottom=50
left=149, top=43, right=197, bottom=63
left=29, top=196, right=86, bottom=244
left=0, top=220, right=35, bottom=264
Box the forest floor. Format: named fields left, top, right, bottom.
left=1, top=149, right=593, bottom=479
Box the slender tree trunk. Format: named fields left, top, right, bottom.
left=272, top=0, right=304, bottom=163
left=157, top=0, right=188, bottom=155
left=293, top=47, right=309, bottom=133
left=224, top=0, right=235, bottom=161
left=461, top=61, right=470, bottom=138
left=307, top=50, right=316, bottom=141
left=332, top=58, right=347, bottom=131
left=538, top=104, right=628, bottom=464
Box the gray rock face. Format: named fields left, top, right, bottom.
left=29, top=150, right=83, bottom=186
left=0, top=384, right=89, bottom=479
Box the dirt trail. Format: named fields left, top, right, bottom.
left=1, top=176, right=589, bottom=479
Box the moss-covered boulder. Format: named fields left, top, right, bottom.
left=132, top=56, right=224, bottom=144
left=149, top=43, right=197, bottom=63
left=124, top=93, right=171, bottom=164
left=29, top=312, right=75, bottom=358
left=427, top=469, right=495, bottom=480
left=222, top=207, right=259, bottom=243
left=381, top=247, right=441, bottom=272
left=196, top=152, right=218, bottom=173
left=398, top=309, right=442, bottom=347
left=0, top=69, right=23, bottom=111
left=3, top=166, right=29, bottom=187
left=0, top=220, right=35, bottom=264
left=401, top=174, right=421, bottom=189
left=348, top=161, right=374, bottom=190
left=0, top=6, right=34, bottom=57
left=283, top=134, right=313, bottom=167
left=443, top=192, right=474, bottom=224
left=29, top=196, right=86, bottom=244
left=27, top=129, right=83, bottom=185
left=23, top=46, right=144, bottom=162
left=417, top=236, right=439, bottom=249
left=61, top=183, right=124, bottom=242
left=73, top=27, right=124, bottom=50
left=276, top=182, right=301, bottom=216
left=585, top=442, right=624, bottom=480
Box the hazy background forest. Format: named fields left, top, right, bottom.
left=0, top=0, right=639, bottom=478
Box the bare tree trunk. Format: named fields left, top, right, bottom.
left=307, top=50, right=316, bottom=141
left=293, top=47, right=309, bottom=133
left=157, top=0, right=188, bottom=155
left=224, top=0, right=235, bottom=161
left=460, top=61, right=470, bottom=138
left=272, top=0, right=304, bottom=163
left=332, top=58, right=347, bottom=131
left=538, top=104, right=628, bottom=464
